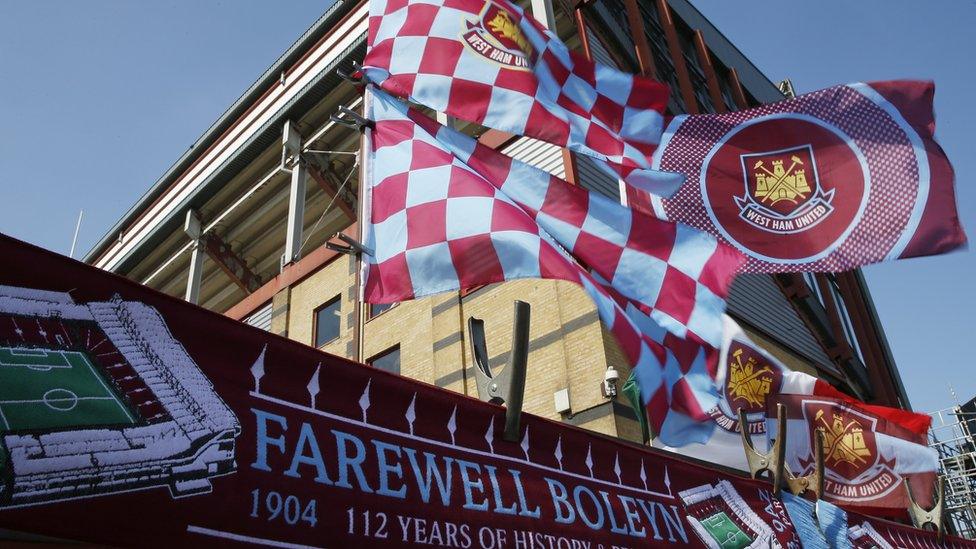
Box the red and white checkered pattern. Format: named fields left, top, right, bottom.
left=453, top=126, right=743, bottom=347
left=363, top=0, right=682, bottom=196
left=363, top=89, right=743, bottom=442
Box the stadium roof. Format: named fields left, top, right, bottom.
left=83, top=0, right=353, bottom=264
left=83, top=0, right=783, bottom=269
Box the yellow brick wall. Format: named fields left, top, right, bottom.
left=362, top=298, right=436, bottom=385
left=553, top=282, right=621, bottom=435
left=281, top=260, right=831, bottom=448
left=287, top=254, right=356, bottom=359
left=461, top=279, right=573, bottom=424
left=284, top=268, right=629, bottom=439
left=270, top=288, right=291, bottom=339
left=614, top=414, right=645, bottom=445
left=427, top=292, right=469, bottom=396
left=458, top=279, right=619, bottom=436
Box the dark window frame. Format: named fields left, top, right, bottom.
left=368, top=345, right=401, bottom=375
left=313, top=295, right=342, bottom=348
left=367, top=301, right=397, bottom=321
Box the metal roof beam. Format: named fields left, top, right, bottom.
left=283, top=120, right=308, bottom=266
left=142, top=166, right=287, bottom=286
left=200, top=230, right=263, bottom=294
left=306, top=160, right=356, bottom=222
left=183, top=211, right=205, bottom=305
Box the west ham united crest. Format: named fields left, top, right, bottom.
left=709, top=340, right=783, bottom=434
left=735, top=145, right=835, bottom=234
left=798, top=400, right=899, bottom=502
left=461, top=1, right=534, bottom=70
left=699, top=114, right=870, bottom=263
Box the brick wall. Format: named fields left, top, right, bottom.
left=280, top=260, right=824, bottom=448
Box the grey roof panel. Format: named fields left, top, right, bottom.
left=576, top=155, right=621, bottom=202
left=727, top=274, right=834, bottom=372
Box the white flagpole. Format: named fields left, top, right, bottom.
left=354, top=86, right=374, bottom=364
left=69, top=210, right=84, bottom=259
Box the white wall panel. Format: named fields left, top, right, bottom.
left=500, top=137, right=566, bottom=178
left=244, top=301, right=273, bottom=332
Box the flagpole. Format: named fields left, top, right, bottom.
left=353, top=86, right=372, bottom=365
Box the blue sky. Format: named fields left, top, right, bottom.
left=0, top=2, right=971, bottom=414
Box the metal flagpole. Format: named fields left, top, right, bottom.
left=353, top=86, right=373, bottom=365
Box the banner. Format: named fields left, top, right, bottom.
left=767, top=394, right=939, bottom=513
left=0, top=233, right=966, bottom=548
left=633, top=81, right=967, bottom=272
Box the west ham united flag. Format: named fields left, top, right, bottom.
left=363, top=0, right=682, bottom=195
left=767, top=394, right=939, bottom=513
left=653, top=316, right=819, bottom=470
left=362, top=88, right=743, bottom=444
left=634, top=81, right=967, bottom=272
left=655, top=316, right=934, bottom=494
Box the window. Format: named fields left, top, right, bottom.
left=314, top=296, right=342, bottom=347
left=368, top=345, right=400, bottom=375
left=368, top=302, right=395, bottom=319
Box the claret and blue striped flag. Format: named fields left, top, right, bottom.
left=362, top=0, right=684, bottom=196
left=362, top=87, right=743, bottom=444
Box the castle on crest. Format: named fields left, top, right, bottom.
left=754, top=158, right=811, bottom=205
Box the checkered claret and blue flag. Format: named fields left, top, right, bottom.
left=361, top=88, right=744, bottom=444
left=362, top=0, right=684, bottom=197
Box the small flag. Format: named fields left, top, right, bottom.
left=631, top=80, right=967, bottom=271
left=363, top=0, right=682, bottom=195
left=622, top=371, right=649, bottom=444
left=654, top=315, right=932, bottom=476
left=363, top=88, right=741, bottom=444
left=654, top=315, right=818, bottom=469
left=780, top=494, right=851, bottom=549
left=767, top=394, right=938, bottom=513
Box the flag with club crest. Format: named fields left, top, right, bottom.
left=629, top=80, right=966, bottom=272
left=362, top=87, right=743, bottom=444
left=653, top=315, right=817, bottom=470
left=767, top=394, right=938, bottom=513
left=362, top=0, right=683, bottom=196
left=653, top=315, right=933, bottom=476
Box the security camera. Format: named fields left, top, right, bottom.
left=601, top=366, right=619, bottom=399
